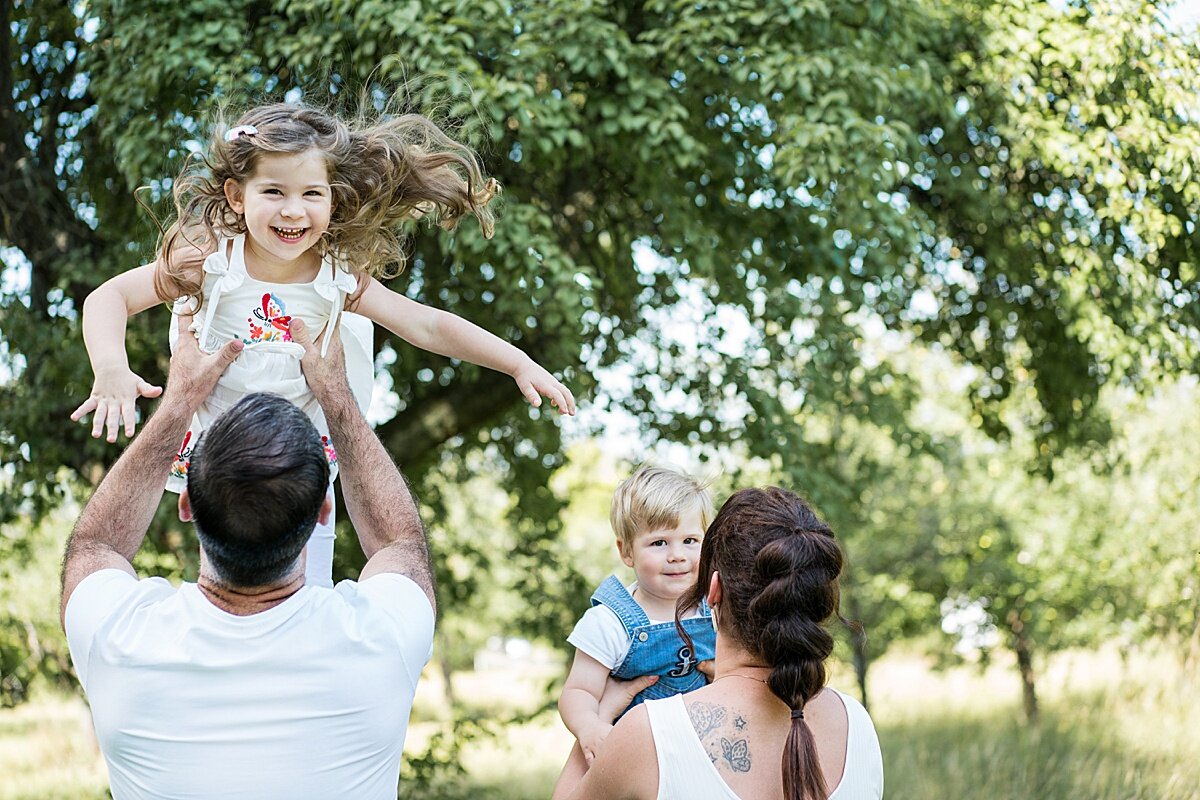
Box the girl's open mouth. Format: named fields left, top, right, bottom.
left=272, top=226, right=307, bottom=242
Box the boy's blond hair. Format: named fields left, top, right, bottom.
left=610, top=465, right=714, bottom=547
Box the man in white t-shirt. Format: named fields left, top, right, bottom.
left=60, top=316, right=436, bottom=800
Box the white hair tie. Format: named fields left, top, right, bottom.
left=224, top=125, right=258, bottom=142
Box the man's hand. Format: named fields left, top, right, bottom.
left=290, top=318, right=347, bottom=406
left=162, top=314, right=244, bottom=415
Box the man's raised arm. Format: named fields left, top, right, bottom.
left=60, top=316, right=243, bottom=626
left=290, top=319, right=435, bottom=614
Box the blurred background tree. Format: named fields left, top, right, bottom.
left=3, top=0, right=1199, bottom=793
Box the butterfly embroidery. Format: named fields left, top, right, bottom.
left=251, top=293, right=292, bottom=341
left=720, top=738, right=752, bottom=773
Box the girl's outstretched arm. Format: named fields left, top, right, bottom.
left=72, top=263, right=174, bottom=442
left=353, top=277, right=576, bottom=415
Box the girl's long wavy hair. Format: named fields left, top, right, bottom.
left=674, top=487, right=850, bottom=800
left=154, top=101, right=500, bottom=307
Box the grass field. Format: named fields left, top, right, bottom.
left=2, top=645, right=1197, bottom=799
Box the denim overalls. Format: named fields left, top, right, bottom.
left=592, top=575, right=717, bottom=715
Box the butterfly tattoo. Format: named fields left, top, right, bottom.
left=688, top=702, right=727, bottom=739
left=720, top=737, right=752, bottom=773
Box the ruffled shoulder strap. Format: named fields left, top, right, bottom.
left=197, top=235, right=246, bottom=347
left=313, top=250, right=358, bottom=357
left=313, top=250, right=357, bottom=301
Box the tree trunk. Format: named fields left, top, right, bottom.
left=845, top=592, right=871, bottom=713
left=1006, top=607, right=1039, bottom=724
left=440, top=653, right=457, bottom=709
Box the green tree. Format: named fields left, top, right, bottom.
left=3, top=0, right=1199, bottom=747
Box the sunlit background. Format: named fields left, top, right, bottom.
left=3, top=1, right=1200, bottom=798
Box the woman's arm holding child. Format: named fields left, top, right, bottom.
left=353, top=277, right=576, bottom=415
left=558, top=650, right=620, bottom=765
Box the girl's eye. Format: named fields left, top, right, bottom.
left=263, top=188, right=282, bottom=195
left=305, top=190, right=325, bottom=197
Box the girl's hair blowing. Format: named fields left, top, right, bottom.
left=675, top=487, right=846, bottom=800
left=155, top=102, right=499, bottom=306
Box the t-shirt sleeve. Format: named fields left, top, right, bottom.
left=350, top=574, right=436, bottom=686
left=566, top=605, right=630, bottom=671
left=63, top=569, right=141, bottom=690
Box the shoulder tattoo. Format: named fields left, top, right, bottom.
left=720, top=737, right=752, bottom=773
left=687, top=701, right=727, bottom=739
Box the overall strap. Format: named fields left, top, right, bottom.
left=591, top=575, right=651, bottom=633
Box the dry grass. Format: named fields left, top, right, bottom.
left=2, top=646, right=1197, bottom=800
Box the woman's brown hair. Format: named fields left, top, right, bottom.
left=154, top=101, right=500, bottom=307
left=675, top=487, right=846, bottom=800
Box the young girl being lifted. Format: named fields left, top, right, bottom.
left=72, top=101, right=575, bottom=585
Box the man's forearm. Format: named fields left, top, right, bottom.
left=321, top=386, right=424, bottom=559
left=68, top=400, right=193, bottom=560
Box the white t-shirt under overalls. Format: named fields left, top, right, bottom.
left=166, top=234, right=374, bottom=493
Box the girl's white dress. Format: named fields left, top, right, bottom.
left=166, top=234, right=374, bottom=493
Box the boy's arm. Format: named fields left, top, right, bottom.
left=551, top=676, right=659, bottom=800
left=558, top=650, right=618, bottom=765
left=353, top=277, right=576, bottom=415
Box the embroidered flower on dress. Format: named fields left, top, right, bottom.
left=321, top=436, right=338, bottom=467
left=245, top=293, right=293, bottom=343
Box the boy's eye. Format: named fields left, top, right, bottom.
left=650, top=540, right=667, bottom=547
left=685, top=537, right=701, bottom=545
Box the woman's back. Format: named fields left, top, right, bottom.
left=646, top=684, right=883, bottom=800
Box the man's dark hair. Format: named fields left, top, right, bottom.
left=187, top=393, right=330, bottom=587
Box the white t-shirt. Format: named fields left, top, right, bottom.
left=567, top=582, right=703, bottom=670
left=65, top=569, right=434, bottom=800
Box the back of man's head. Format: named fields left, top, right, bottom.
left=187, top=393, right=330, bottom=587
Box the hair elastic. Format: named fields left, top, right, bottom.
left=790, top=709, right=805, bottom=720
left=225, top=125, right=258, bottom=142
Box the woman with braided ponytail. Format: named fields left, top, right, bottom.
left=553, top=487, right=883, bottom=800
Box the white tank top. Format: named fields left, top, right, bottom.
left=644, top=689, right=884, bottom=800
left=165, top=235, right=374, bottom=490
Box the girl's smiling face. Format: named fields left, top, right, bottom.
left=225, top=150, right=332, bottom=275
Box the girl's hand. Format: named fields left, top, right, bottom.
left=512, top=360, right=576, bottom=416
left=70, top=366, right=163, bottom=442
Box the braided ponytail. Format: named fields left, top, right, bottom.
left=750, top=532, right=843, bottom=800
left=680, top=487, right=847, bottom=800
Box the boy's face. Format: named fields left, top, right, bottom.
left=616, top=505, right=706, bottom=604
